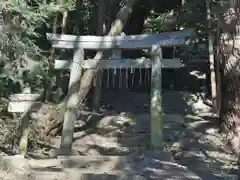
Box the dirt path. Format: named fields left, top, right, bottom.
left=100, top=90, right=239, bottom=179
left=172, top=113, right=239, bottom=180
left=1, top=91, right=239, bottom=179
left=39, top=90, right=238, bottom=179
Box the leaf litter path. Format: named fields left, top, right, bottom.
left=3, top=91, right=239, bottom=179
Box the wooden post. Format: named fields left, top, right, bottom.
left=206, top=0, right=217, bottom=113
left=92, top=69, right=103, bottom=112
left=60, top=48, right=84, bottom=154
left=216, top=21, right=222, bottom=117
left=8, top=92, right=41, bottom=156
left=92, top=0, right=106, bottom=112
left=150, top=44, right=163, bottom=149
left=18, top=88, right=31, bottom=156
left=19, top=112, right=30, bottom=155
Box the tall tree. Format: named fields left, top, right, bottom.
left=92, top=0, right=107, bottom=112
left=217, top=0, right=240, bottom=154
left=206, top=0, right=218, bottom=113
left=0, top=0, right=59, bottom=148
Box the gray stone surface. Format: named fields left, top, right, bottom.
left=2, top=154, right=203, bottom=180
left=2, top=91, right=238, bottom=180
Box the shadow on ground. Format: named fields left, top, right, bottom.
left=173, top=114, right=239, bottom=180
left=4, top=91, right=238, bottom=180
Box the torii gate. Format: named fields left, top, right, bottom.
left=47, top=29, right=194, bottom=154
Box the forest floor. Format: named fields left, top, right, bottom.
left=0, top=90, right=239, bottom=179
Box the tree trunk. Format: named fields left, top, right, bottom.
left=40, top=0, right=140, bottom=138
left=92, top=0, right=107, bottom=112
left=43, top=15, right=58, bottom=102
left=218, top=0, right=240, bottom=154
left=55, top=1, right=69, bottom=102
left=206, top=0, right=218, bottom=114
left=73, top=0, right=82, bottom=35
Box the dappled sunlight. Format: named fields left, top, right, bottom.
left=173, top=112, right=239, bottom=179
left=1, top=0, right=240, bottom=179
left=1, top=90, right=238, bottom=179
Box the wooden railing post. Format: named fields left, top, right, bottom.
left=60, top=48, right=84, bottom=154
left=19, top=112, right=30, bottom=156
left=150, top=44, right=163, bottom=149
left=8, top=92, right=41, bottom=156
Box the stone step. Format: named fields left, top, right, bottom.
left=213, top=173, right=238, bottom=180
left=32, top=169, right=145, bottom=180
left=74, top=113, right=185, bottom=133
left=134, top=113, right=185, bottom=122
left=41, top=153, right=171, bottom=168
left=1, top=153, right=203, bottom=180
left=31, top=159, right=202, bottom=180
left=123, top=125, right=184, bottom=134
left=50, top=131, right=182, bottom=156
left=2, top=152, right=173, bottom=169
